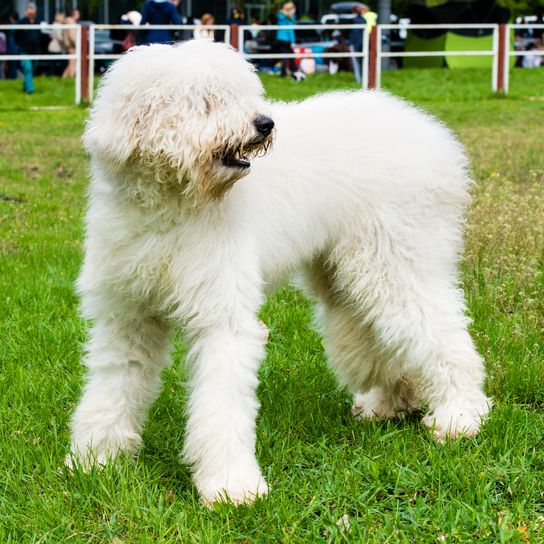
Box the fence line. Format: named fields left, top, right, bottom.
left=2, top=22, right=542, bottom=103
left=237, top=23, right=370, bottom=89
left=87, top=24, right=231, bottom=102
left=75, top=25, right=81, bottom=105
left=375, top=24, right=500, bottom=91
left=378, top=23, right=499, bottom=29
left=0, top=24, right=81, bottom=104
left=505, top=23, right=544, bottom=93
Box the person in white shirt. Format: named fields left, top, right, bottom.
left=194, top=13, right=215, bottom=40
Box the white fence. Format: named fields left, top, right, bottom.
left=88, top=24, right=231, bottom=102
left=376, top=24, right=501, bottom=91
left=0, top=24, right=82, bottom=104
left=237, top=23, right=370, bottom=89
left=506, top=23, right=544, bottom=93
left=1, top=22, right=542, bottom=104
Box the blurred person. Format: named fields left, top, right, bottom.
left=349, top=3, right=377, bottom=84
left=140, top=0, right=181, bottom=45
left=194, top=13, right=215, bottom=40
left=325, top=31, right=351, bottom=74
left=48, top=11, right=66, bottom=54
left=5, top=10, right=19, bottom=79
left=177, top=13, right=196, bottom=41
left=522, top=42, right=542, bottom=68
left=111, top=10, right=142, bottom=53
left=535, top=7, right=544, bottom=43
left=0, top=29, right=6, bottom=79
left=62, top=8, right=80, bottom=78
left=14, top=3, right=41, bottom=93
left=47, top=11, right=66, bottom=75
left=276, top=2, right=300, bottom=79
left=349, top=4, right=367, bottom=84
left=227, top=8, right=245, bottom=25
left=0, top=12, right=10, bottom=79
left=363, top=5, right=377, bottom=31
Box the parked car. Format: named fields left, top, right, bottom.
left=320, top=1, right=360, bottom=25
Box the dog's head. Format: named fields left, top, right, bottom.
left=84, top=40, right=274, bottom=207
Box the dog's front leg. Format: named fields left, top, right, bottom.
left=182, top=312, right=268, bottom=506
left=68, top=314, right=171, bottom=468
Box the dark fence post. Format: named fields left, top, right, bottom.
left=368, top=26, right=378, bottom=89
left=80, top=25, right=89, bottom=102
left=496, top=23, right=507, bottom=94
left=230, top=24, right=239, bottom=50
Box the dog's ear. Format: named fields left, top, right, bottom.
left=83, top=86, right=180, bottom=170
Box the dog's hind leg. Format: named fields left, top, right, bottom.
left=301, top=258, right=420, bottom=421
left=68, top=312, right=170, bottom=468
left=331, top=238, right=491, bottom=441
left=316, top=301, right=421, bottom=420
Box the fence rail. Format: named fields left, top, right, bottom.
left=505, top=23, right=544, bottom=92
left=237, top=23, right=370, bottom=89
left=1, top=22, right=542, bottom=103
left=0, top=23, right=81, bottom=103
left=375, top=23, right=500, bottom=91
left=87, top=24, right=231, bottom=102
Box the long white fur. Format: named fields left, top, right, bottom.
left=69, top=40, right=491, bottom=505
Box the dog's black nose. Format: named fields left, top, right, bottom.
left=254, top=115, right=274, bottom=136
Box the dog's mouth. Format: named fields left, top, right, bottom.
left=220, top=135, right=273, bottom=170
left=222, top=149, right=251, bottom=169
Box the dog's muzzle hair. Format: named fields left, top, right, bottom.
left=221, top=115, right=275, bottom=170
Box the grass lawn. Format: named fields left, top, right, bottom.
left=0, top=67, right=543, bottom=543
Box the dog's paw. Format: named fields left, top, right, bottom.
left=422, top=413, right=480, bottom=442
left=65, top=450, right=108, bottom=472
left=197, top=471, right=268, bottom=507
left=65, top=446, right=118, bottom=472
left=66, top=433, right=141, bottom=471
left=422, top=398, right=491, bottom=442
left=351, top=390, right=400, bottom=421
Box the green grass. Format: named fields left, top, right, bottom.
left=1, top=67, right=543, bottom=543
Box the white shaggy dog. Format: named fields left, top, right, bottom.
left=70, top=39, right=490, bottom=505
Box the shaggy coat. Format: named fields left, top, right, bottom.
left=70, top=40, right=490, bottom=505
